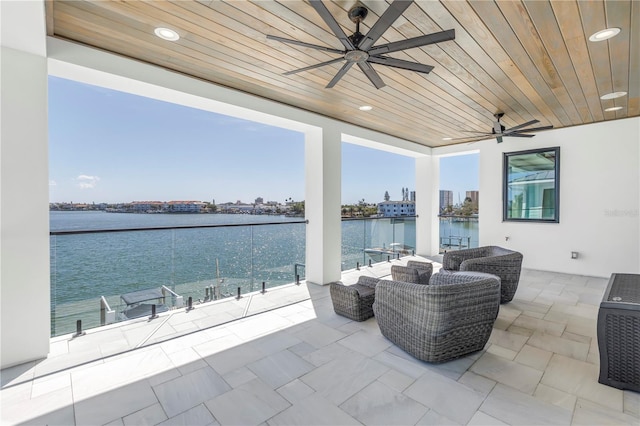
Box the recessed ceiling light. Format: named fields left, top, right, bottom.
left=589, top=27, right=620, bottom=42
left=604, top=106, right=623, bottom=112
left=442, top=137, right=453, bottom=141
left=600, top=91, right=627, bottom=100
left=359, top=105, right=373, bottom=111
left=154, top=27, right=180, bottom=41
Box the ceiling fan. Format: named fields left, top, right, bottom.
left=458, top=113, right=554, bottom=143
left=267, top=0, right=455, bottom=89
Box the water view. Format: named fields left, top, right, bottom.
left=50, top=211, right=477, bottom=336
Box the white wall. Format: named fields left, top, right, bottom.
left=1, top=47, right=51, bottom=368
left=465, top=118, right=639, bottom=277
left=1, top=2, right=51, bottom=369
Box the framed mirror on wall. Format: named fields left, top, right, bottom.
left=503, top=147, right=560, bottom=223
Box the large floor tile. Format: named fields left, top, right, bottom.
left=153, top=367, right=230, bottom=418
left=373, top=350, right=430, bottom=380
left=205, top=378, right=290, bottom=425
left=340, top=380, right=428, bottom=425
left=300, top=353, right=388, bottom=405
left=527, top=331, right=590, bottom=361
left=203, top=342, right=266, bottom=375
left=488, top=328, right=530, bottom=353
left=276, top=379, right=315, bottom=404
left=71, top=347, right=174, bottom=400
left=291, top=323, right=347, bottom=349
left=74, top=380, right=158, bottom=425
left=157, top=404, right=218, bottom=426
left=624, top=390, right=640, bottom=418
left=246, top=349, right=314, bottom=389
left=511, top=315, right=566, bottom=336
left=468, top=411, right=509, bottom=425
left=534, top=383, right=577, bottom=412
left=337, top=330, right=391, bottom=357
left=403, top=369, right=485, bottom=424
left=470, top=352, right=543, bottom=394
left=267, top=393, right=360, bottom=425
left=480, top=384, right=572, bottom=425
left=1, top=382, right=72, bottom=425
left=514, top=344, right=553, bottom=371
left=540, top=354, right=623, bottom=411
left=572, top=398, right=639, bottom=425
left=415, top=409, right=460, bottom=425
left=122, top=402, right=168, bottom=425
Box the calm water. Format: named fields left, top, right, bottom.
left=49, top=211, right=475, bottom=335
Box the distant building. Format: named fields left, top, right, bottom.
left=440, top=190, right=453, bottom=211
left=255, top=197, right=264, bottom=204
left=377, top=201, right=415, bottom=217
left=131, top=201, right=165, bottom=212
left=466, top=191, right=479, bottom=204
left=410, top=191, right=416, bottom=202
left=167, top=201, right=206, bottom=213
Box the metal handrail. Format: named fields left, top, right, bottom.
left=340, top=215, right=417, bottom=222
left=50, top=219, right=308, bottom=235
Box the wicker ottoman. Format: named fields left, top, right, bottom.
left=330, top=276, right=379, bottom=321
left=597, top=273, right=640, bottom=391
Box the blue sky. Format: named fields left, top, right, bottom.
left=49, top=76, right=477, bottom=205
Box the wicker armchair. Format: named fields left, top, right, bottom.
left=373, top=272, right=501, bottom=363
left=443, top=246, right=523, bottom=303
left=330, top=276, right=379, bottom=321
left=391, top=260, right=433, bottom=284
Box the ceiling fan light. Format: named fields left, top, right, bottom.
left=600, top=91, right=627, bottom=100
left=589, top=28, right=620, bottom=42
left=154, top=27, right=180, bottom=41
left=604, top=106, right=623, bottom=112
left=359, top=105, right=373, bottom=111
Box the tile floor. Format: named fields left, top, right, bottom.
left=1, top=257, right=639, bottom=425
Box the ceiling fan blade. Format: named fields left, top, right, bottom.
left=368, top=56, right=433, bottom=74
left=448, top=135, right=489, bottom=141
left=504, top=119, right=539, bottom=133
left=507, top=133, right=536, bottom=138
left=326, top=61, right=354, bottom=88
left=357, top=62, right=386, bottom=89
left=309, top=0, right=355, bottom=50
left=358, top=0, right=413, bottom=51
left=511, top=125, right=554, bottom=133
left=368, top=29, right=455, bottom=55
left=283, top=58, right=345, bottom=75
left=267, top=35, right=345, bottom=55
left=461, top=131, right=494, bottom=135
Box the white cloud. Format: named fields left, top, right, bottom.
left=49, top=180, right=57, bottom=186
left=76, top=175, right=100, bottom=189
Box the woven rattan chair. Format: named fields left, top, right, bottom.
left=391, top=260, right=433, bottom=284
left=373, top=272, right=501, bottom=363
left=330, top=276, right=379, bottom=321
left=443, top=246, right=523, bottom=303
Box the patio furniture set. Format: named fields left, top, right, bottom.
left=331, top=246, right=640, bottom=392
left=330, top=246, right=522, bottom=363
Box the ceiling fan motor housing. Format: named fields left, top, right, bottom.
left=348, top=5, right=369, bottom=23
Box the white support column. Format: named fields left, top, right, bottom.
left=415, top=155, right=440, bottom=256
left=304, top=126, right=342, bottom=285
left=1, top=1, right=50, bottom=368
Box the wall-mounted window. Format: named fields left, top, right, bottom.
left=503, top=147, right=560, bottom=223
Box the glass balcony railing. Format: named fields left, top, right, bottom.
left=341, top=216, right=416, bottom=271
left=50, top=216, right=422, bottom=338
left=439, top=215, right=479, bottom=252
left=50, top=221, right=307, bottom=338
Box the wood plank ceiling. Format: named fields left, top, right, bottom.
left=47, top=0, right=639, bottom=148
